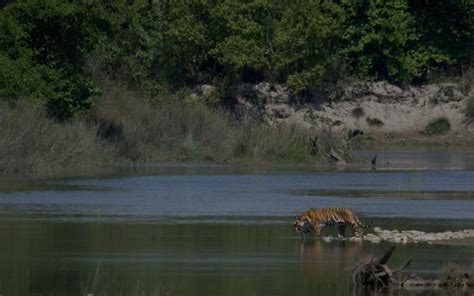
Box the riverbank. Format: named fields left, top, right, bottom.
left=1, top=81, right=473, bottom=175
left=0, top=86, right=330, bottom=175
left=229, top=81, right=474, bottom=146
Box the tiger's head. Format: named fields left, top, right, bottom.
left=293, top=214, right=313, bottom=234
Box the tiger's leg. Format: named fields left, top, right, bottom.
left=350, top=223, right=363, bottom=238
left=337, top=223, right=346, bottom=238
left=314, top=225, right=321, bottom=237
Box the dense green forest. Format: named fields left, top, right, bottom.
left=1, top=0, right=473, bottom=120
left=0, top=0, right=473, bottom=173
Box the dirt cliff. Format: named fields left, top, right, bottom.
left=231, top=81, right=474, bottom=145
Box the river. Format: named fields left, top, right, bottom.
left=0, top=149, right=473, bottom=295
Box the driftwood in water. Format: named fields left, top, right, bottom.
left=353, top=247, right=473, bottom=291
left=352, top=247, right=411, bottom=287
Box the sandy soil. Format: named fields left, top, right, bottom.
left=236, top=81, right=474, bottom=146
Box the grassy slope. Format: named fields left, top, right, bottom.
left=0, top=86, right=331, bottom=174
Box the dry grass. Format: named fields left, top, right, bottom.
left=91, top=86, right=238, bottom=162
left=466, top=95, right=474, bottom=121
left=233, top=121, right=319, bottom=163
left=311, top=125, right=353, bottom=162
left=92, top=85, right=328, bottom=164
left=440, top=264, right=470, bottom=288
left=0, top=85, right=351, bottom=174
left=0, top=102, right=115, bottom=174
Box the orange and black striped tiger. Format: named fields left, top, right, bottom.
left=293, top=207, right=371, bottom=238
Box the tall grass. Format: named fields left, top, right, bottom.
left=466, top=95, right=474, bottom=121
left=92, top=85, right=326, bottom=164
left=0, top=102, right=114, bottom=174
left=91, top=86, right=238, bottom=162
left=0, top=85, right=349, bottom=174
left=233, top=122, right=319, bottom=163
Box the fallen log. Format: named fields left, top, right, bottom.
left=352, top=246, right=412, bottom=288
left=352, top=247, right=473, bottom=292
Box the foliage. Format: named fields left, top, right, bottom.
left=424, top=117, right=451, bottom=135
left=209, top=2, right=271, bottom=79
left=342, top=1, right=451, bottom=83
left=352, top=106, right=365, bottom=118
left=273, top=1, right=345, bottom=93
left=0, top=0, right=100, bottom=120
left=0, top=0, right=473, bottom=119
left=409, top=0, right=474, bottom=69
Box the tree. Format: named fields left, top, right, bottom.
left=0, top=0, right=99, bottom=120
left=273, top=1, right=345, bottom=93
left=342, top=0, right=450, bottom=83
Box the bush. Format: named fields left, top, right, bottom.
left=424, top=117, right=451, bottom=135
left=366, top=117, right=384, bottom=127
left=352, top=106, right=365, bottom=118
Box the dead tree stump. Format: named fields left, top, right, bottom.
left=352, top=246, right=473, bottom=292
left=352, top=246, right=412, bottom=288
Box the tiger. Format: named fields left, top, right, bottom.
left=293, top=207, right=371, bottom=238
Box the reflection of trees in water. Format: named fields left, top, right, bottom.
left=297, top=239, right=363, bottom=280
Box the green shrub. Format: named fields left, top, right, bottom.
left=424, top=117, right=451, bottom=135
left=366, top=117, right=384, bottom=127
left=273, top=2, right=344, bottom=94
left=343, top=1, right=451, bottom=83
left=0, top=1, right=100, bottom=121
left=352, top=106, right=365, bottom=118
left=1, top=0, right=473, bottom=120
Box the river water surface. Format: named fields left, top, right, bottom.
left=0, top=149, right=473, bottom=295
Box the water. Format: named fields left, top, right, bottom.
left=0, top=150, right=473, bottom=295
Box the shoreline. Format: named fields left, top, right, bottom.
left=357, top=130, right=474, bottom=148
left=1, top=145, right=473, bottom=181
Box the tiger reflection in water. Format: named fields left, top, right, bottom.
left=297, top=237, right=363, bottom=282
